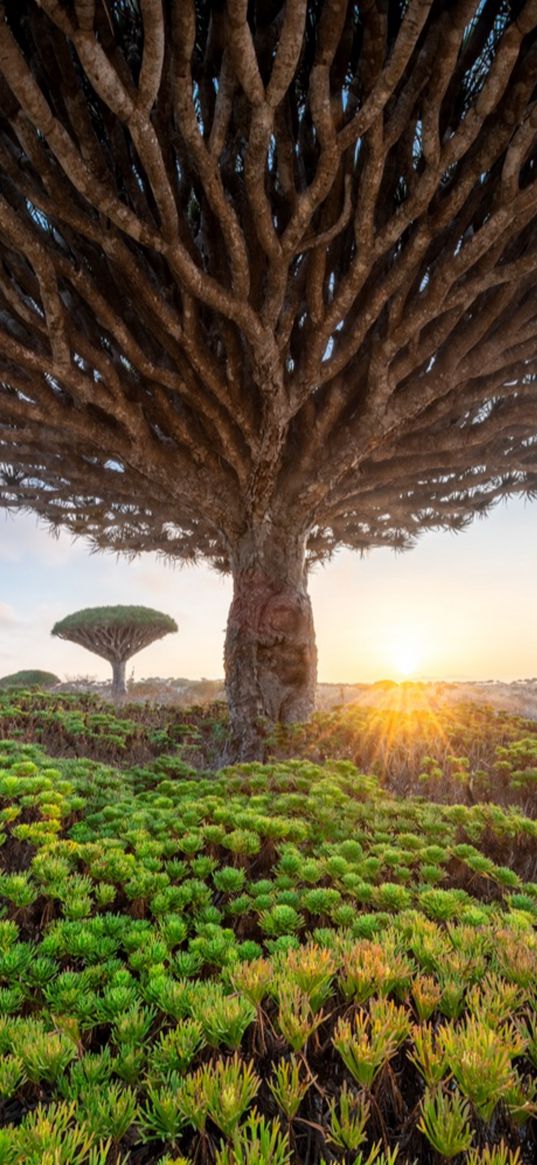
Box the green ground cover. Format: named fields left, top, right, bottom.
left=0, top=703, right=535, bottom=1165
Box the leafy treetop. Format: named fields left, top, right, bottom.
left=51, top=605, right=178, bottom=666
left=52, top=606, right=178, bottom=635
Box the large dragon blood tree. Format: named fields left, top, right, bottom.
left=52, top=605, right=178, bottom=698
left=0, top=1, right=537, bottom=753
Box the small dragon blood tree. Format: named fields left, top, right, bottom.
left=51, top=606, right=177, bottom=700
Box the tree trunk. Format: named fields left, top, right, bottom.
left=111, top=658, right=127, bottom=702
left=224, top=525, right=317, bottom=759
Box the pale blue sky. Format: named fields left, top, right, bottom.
left=0, top=498, right=536, bottom=683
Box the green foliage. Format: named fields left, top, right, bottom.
left=201, top=1054, right=260, bottom=1136
left=196, top=990, right=256, bottom=1050
left=52, top=606, right=177, bottom=636
left=418, top=1087, right=474, bottom=1157
left=267, top=1055, right=313, bottom=1120
left=0, top=700, right=535, bottom=1162
left=214, top=1111, right=291, bottom=1165
left=327, top=1084, right=370, bottom=1152
left=440, top=1017, right=522, bottom=1120
left=139, top=1088, right=186, bottom=1146
left=0, top=670, right=59, bottom=690
left=275, top=985, right=324, bottom=1052
left=333, top=998, right=410, bottom=1088
left=148, top=1019, right=206, bottom=1083
left=9, top=1101, right=100, bottom=1164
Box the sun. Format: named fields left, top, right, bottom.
left=393, top=643, right=421, bottom=677
left=390, top=629, right=425, bottom=678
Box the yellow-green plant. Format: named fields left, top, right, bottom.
left=81, top=1082, right=138, bottom=1142
left=492, top=931, right=537, bottom=987
left=200, top=993, right=256, bottom=1050
left=229, top=959, right=273, bottom=1007
left=503, top=1068, right=537, bottom=1128
left=369, top=997, right=410, bottom=1047
left=407, top=1023, right=448, bottom=1088
left=147, top=1019, right=206, bottom=1084
left=411, top=974, right=441, bottom=1021
left=280, top=943, right=336, bottom=1010
left=144, top=975, right=191, bottom=1020
left=17, top=1029, right=78, bottom=1085
left=112, top=1043, right=146, bottom=1086
left=466, top=974, right=526, bottom=1028
left=0, top=1055, right=25, bottom=1100
left=333, top=1006, right=400, bottom=1089
left=156, top=1157, right=192, bottom=1165
left=0, top=1127, right=17, bottom=1165
left=326, top=1082, right=370, bottom=1151
left=319, top=1146, right=401, bottom=1165
left=176, top=1069, right=210, bottom=1132
left=275, top=985, right=325, bottom=1052
left=0, top=873, right=39, bottom=910
left=339, top=942, right=389, bottom=1003
left=519, top=1011, right=537, bottom=1068
left=214, top=1110, right=291, bottom=1165
left=112, top=1005, right=155, bottom=1047
left=139, top=1087, right=186, bottom=1146
left=466, top=1145, right=522, bottom=1165
left=10, top=1100, right=98, bottom=1165
left=440, top=1018, right=522, bottom=1121
left=267, top=1054, right=313, bottom=1120
left=60, top=1049, right=113, bottom=1100
left=201, top=1054, right=260, bottom=1137
left=417, top=1087, right=474, bottom=1158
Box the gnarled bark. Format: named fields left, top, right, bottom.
left=225, top=527, right=317, bottom=757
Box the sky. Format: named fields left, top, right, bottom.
left=0, top=497, right=536, bottom=685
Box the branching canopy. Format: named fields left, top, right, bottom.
left=52, top=604, right=178, bottom=663
left=0, top=1, right=537, bottom=569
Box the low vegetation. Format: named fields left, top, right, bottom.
left=1, top=690, right=536, bottom=814
left=0, top=671, right=59, bottom=691
left=0, top=690, right=535, bottom=1162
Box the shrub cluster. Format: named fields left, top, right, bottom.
left=2, top=691, right=537, bottom=816
left=0, top=736, right=535, bottom=1163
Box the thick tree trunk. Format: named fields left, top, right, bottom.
left=224, top=525, right=317, bottom=759
left=111, top=658, right=127, bottom=702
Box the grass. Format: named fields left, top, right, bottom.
left=0, top=692, right=535, bottom=1162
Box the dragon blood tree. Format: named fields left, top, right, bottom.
left=52, top=606, right=178, bottom=699
left=0, top=3, right=537, bottom=753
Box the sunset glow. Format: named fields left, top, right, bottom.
left=392, top=641, right=422, bottom=678
left=389, top=627, right=426, bottom=678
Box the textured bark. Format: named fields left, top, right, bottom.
left=225, top=527, right=317, bottom=756
left=111, top=658, right=127, bottom=702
